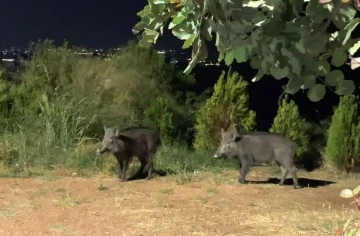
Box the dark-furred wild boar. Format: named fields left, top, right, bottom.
left=97, top=126, right=161, bottom=181
left=214, top=128, right=299, bottom=188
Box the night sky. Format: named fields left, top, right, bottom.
left=0, top=0, right=183, bottom=49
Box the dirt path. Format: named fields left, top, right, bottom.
left=0, top=168, right=359, bottom=236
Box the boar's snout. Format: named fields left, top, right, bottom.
left=96, top=145, right=107, bottom=155
left=214, top=152, right=225, bottom=159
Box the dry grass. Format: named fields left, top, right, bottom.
left=0, top=168, right=359, bottom=236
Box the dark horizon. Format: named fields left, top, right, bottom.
left=0, top=0, right=185, bottom=50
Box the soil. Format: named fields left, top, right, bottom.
left=0, top=167, right=359, bottom=236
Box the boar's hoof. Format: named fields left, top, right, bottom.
left=116, top=177, right=125, bottom=182
left=96, top=149, right=101, bottom=155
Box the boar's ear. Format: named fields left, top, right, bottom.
left=103, top=125, right=106, bottom=131
left=115, top=128, right=120, bottom=136
left=233, top=135, right=242, bottom=142
left=231, top=127, right=238, bottom=133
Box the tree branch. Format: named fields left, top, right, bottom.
left=313, top=2, right=343, bottom=35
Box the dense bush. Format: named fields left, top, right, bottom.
left=1, top=38, right=358, bottom=178
left=325, top=95, right=360, bottom=172
left=193, top=70, right=256, bottom=150
left=0, top=39, right=206, bottom=176
left=269, top=95, right=310, bottom=165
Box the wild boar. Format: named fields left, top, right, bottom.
left=214, top=128, right=299, bottom=188
left=97, top=126, right=161, bottom=181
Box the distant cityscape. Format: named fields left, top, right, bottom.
left=0, top=46, right=220, bottom=68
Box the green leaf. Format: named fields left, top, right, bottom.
left=284, top=76, right=304, bottom=94
left=132, top=22, right=147, bottom=34
left=262, top=43, right=275, bottom=64
left=148, top=0, right=164, bottom=15
left=137, top=5, right=151, bottom=18
left=230, top=20, right=253, bottom=34
left=269, top=38, right=282, bottom=53
left=152, top=0, right=170, bottom=4
left=335, top=80, right=356, bottom=95
left=342, top=18, right=360, bottom=45
left=306, top=0, right=330, bottom=23
left=295, top=31, right=308, bottom=54
left=251, top=70, right=265, bottom=82
left=270, top=66, right=289, bottom=80
left=315, top=59, right=331, bottom=77
left=225, top=49, right=235, bottom=66
left=301, top=75, right=316, bottom=90
left=262, top=19, right=286, bottom=37
left=182, top=34, right=197, bottom=49
left=230, top=35, right=248, bottom=48
left=0, top=94, right=6, bottom=103
left=325, top=70, right=344, bottom=87
left=284, top=32, right=301, bottom=43
left=138, top=29, right=160, bottom=48
left=250, top=56, right=261, bottom=69
left=170, top=13, right=187, bottom=28
left=234, top=46, right=248, bottom=63
left=171, top=24, right=193, bottom=40
left=307, top=84, right=326, bottom=102
left=333, top=5, right=356, bottom=30
left=281, top=48, right=301, bottom=75
left=148, top=15, right=165, bottom=31
left=306, top=33, right=328, bottom=57
left=331, top=47, right=348, bottom=67
left=349, top=40, right=360, bottom=55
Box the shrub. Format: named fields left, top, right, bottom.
left=269, top=95, right=310, bottom=165
left=0, top=39, right=196, bottom=176
left=325, top=94, right=360, bottom=172
left=193, top=70, right=256, bottom=150
left=143, top=96, right=175, bottom=142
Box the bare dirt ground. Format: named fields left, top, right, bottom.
left=0, top=167, right=359, bottom=236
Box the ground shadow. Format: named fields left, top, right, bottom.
left=245, top=177, right=336, bottom=188
left=126, top=168, right=168, bottom=181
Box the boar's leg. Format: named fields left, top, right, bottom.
left=238, top=160, right=250, bottom=184
left=289, top=166, right=299, bottom=188
left=146, top=154, right=154, bottom=180
left=120, top=158, right=130, bottom=182
left=134, top=156, right=147, bottom=178
left=115, top=156, right=124, bottom=180
left=278, top=161, right=299, bottom=188
left=278, top=166, right=288, bottom=186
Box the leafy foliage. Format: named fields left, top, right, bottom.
left=325, top=94, right=360, bottom=172
left=269, top=95, right=310, bottom=164
left=133, top=0, right=360, bottom=102
left=143, top=96, right=175, bottom=142
left=0, top=40, right=197, bottom=174
left=193, top=70, right=256, bottom=150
